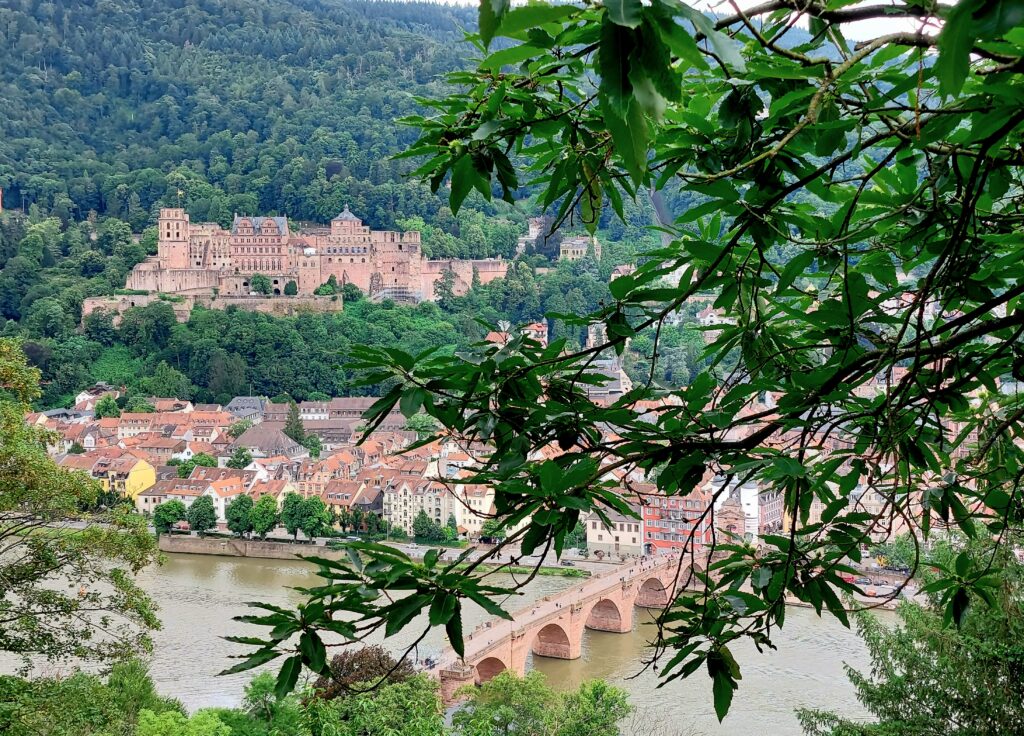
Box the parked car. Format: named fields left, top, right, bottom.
left=561, top=560, right=576, bottom=567
left=854, top=577, right=871, bottom=586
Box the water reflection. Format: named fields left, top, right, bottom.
left=22, top=553, right=879, bottom=736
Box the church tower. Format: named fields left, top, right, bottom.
left=158, top=208, right=190, bottom=269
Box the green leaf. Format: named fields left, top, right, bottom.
left=400, top=387, right=426, bottom=418
left=936, top=0, right=978, bottom=97
left=711, top=669, right=735, bottom=721
left=275, top=655, right=302, bottom=698
left=598, top=17, right=637, bottom=116
left=605, top=0, right=643, bottom=28
left=480, top=0, right=511, bottom=48
left=499, top=4, right=576, bottom=35
left=446, top=599, right=465, bottom=656
left=429, top=592, right=458, bottom=626
left=955, top=551, right=971, bottom=577
left=463, top=587, right=514, bottom=620
left=777, top=250, right=815, bottom=293
left=299, top=632, right=327, bottom=674
left=218, top=647, right=281, bottom=676
left=449, top=155, right=476, bottom=215
left=603, top=99, right=648, bottom=185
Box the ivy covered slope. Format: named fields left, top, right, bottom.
left=230, top=0, right=1024, bottom=721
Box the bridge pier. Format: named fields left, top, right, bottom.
left=439, top=663, right=476, bottom=704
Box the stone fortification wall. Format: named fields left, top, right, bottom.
left=83, top=293, right=342, bottom=325
left=82, top=294, right=195, bottom=325
left=421, top=258, right=508, bottom=298
left=158, top=534, right=347, bottom=560
left=196, top=294, right=343, bottom=317
left=126, top=260, right=221, bottom=293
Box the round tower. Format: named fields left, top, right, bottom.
left=158, top=208, right=190, bottom=269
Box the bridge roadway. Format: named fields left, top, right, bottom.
left=432, top=554, right=695, bottom=703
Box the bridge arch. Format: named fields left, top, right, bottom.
left=585, top=598, right=628, bottom=633
left=475, top=656, right=508, bottom=684
left=531, top=622, right=572, bottom=659
left=635, top=576, right=671, bottom=608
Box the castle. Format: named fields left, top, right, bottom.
left=125, top=207, right=508, bottom=302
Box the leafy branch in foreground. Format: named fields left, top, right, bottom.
left=0, top=338, right=159, bottom=666
left=230, top=0, right=1024, bottom=719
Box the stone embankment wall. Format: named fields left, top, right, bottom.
left=158, top=534, right=344, bottom=560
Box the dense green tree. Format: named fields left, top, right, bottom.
left=228, top=420, right=253, bottom=439
left=186, top=496, right=217, bottom=536
left=283, top=401, right=305, bottom=443
left=233, top=1, right=1024, bottom=718
left=280, top=492, right=304, bottom=540
left=444, top=513, right=459, bottom=543
left=0, top=339, right=158, bottom=662
left=298, top=496, right=333, bottom=540
left=284, top=280, right=298, bottom=296
left=451, top=671, right=631, bottom=736
left=412, top=509, right=444, bottom=542
left=0, top=660, right=182, bottom=736
left=249, top=274, right=272, bottom=296
left=226, top=447, right=253, bottom=470
left=305, top=675, right=445, bottom=736
left=312, top=645, right=416, bottom=701
left=303, top=435, right=322, bottom=460
left=124, top=396, right=156, bottom=413
left=137, top=709, right=230, bottom=736
left=341, top=282, right=363, bottom=302
left=93, top=394, right=121, bottom=418
left=152, top=500, right=187, bottom=536
left=405, top=413, right=439, bottom=440
left=138, top=362, right=193, bottom=401
left=480, top=518, right=505, bottom=541
left=800, top=540, right=1024, bottom=736
left=250, top=495, right=279, bottom=540
left=225, top=495, right=254, bottom=538
left=176, top=453, right=218, bottom=479
left=82, top=310, right=117, bottom=346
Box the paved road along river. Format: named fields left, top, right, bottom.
left=47, top=553, right=885, bottom=735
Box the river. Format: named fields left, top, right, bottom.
left=36, top=553, right=881, bottom=735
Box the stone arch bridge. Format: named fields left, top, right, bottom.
left=433, top=555, right=696, bottom=703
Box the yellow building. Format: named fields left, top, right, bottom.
left=92, top=455, right=156, bottom=501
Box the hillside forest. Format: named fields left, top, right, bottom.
left=0, top=0, right=707, bottom=408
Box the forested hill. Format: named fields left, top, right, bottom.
left=0, top=0, right=479, bottom=229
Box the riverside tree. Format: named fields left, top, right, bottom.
left=225, top=495, right=255, bottom=538
left=229, top=0, right=1024, bottom=718
left=0, top=339, right=158, bottom=663
left=280, top=492, right=304, bottom=540
left=152, top=500, right=187, bottom=536
left=250, top=495, right=279, bottom=540
left=799, top=537, right=1024, bottom=736
left=299, top=496, right=334, bottom=540
left=186, top=496, right=217, bottom=536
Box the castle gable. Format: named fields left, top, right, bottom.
left=231, top=215, right=289, bottom=236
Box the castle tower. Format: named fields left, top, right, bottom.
left=157, top=208, right=190, bottom=269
